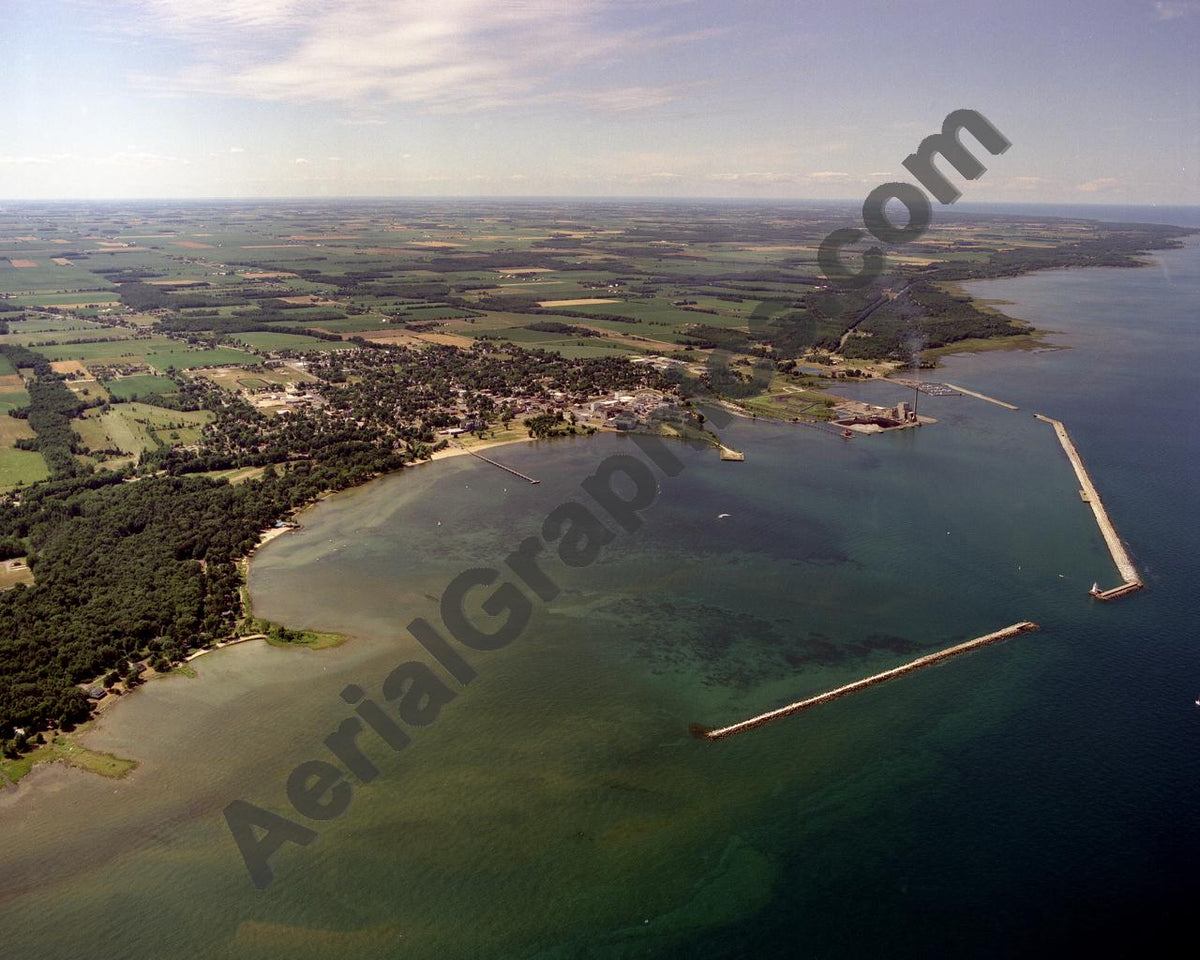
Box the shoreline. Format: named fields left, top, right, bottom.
left=0, top=431, right=571, bottom=791
left=422, top=433, right=540, bottom=463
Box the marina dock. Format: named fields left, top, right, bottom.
left=693, top=621, right=1040, bottom=741
left=1035, top=415, right=1142, bottom=600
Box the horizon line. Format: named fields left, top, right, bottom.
left=0, top=195, right=1196, bottom=208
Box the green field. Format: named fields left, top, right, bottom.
left=3, top=317, right=101, bottom=333
left=73, top=403, right=213, bottom=456
left=0, top=390, right=29, bottom=415
left=292, top=315, right=395, bottom=334
left=0, top=447, right=50, bottom=489
left=0, top=261, right=110, bottom=293
left=101, top=375, right=179, bottom=401
left=0, top=355, right=15, bottom=376
left=30, top=338, right=176, bottom=363
left=30, top=337, right=258, bottom=370
left=5, top=327, right=135, bottom=347
left=230, top=331, right=353, bottom=352
left=145, top=346, right=258, bottom=371
left=7, top=292, right=118, bottom=308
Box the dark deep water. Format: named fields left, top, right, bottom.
left=0, top=236, right=1197, bottom=958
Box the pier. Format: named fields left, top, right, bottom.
left=1035, top=415, right=1142, bottom=600
left=458, top=445, right=540, bottom=484
left=943, top=382, right=1020, bottom=411
left=693, top=621, right=1040, bottom=741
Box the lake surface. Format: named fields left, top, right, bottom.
left=1, top=241, right=1197, bottom=958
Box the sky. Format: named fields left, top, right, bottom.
left=1, top=0, right=1198, bottom=202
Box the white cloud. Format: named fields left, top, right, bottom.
left=294, top=157, right=310, bottom=164
left=103, top=0, right=709, bottom=113
left=96, top=151, right=191, bottom=166
left=0, top=154, right=71, bottom=166
left=101, top=0, right=307, bottom=32
left=1077, top=177, right=1120, bottom=192
left=229, top=146, right=245, bottom=153
left=1152, top=1, right=1200, bottom=20
left=1010, top=175, right=1049, bottom=190
left=705, top=172, right=803, bottom=185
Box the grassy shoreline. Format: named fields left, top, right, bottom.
left=920, top=329, right=1061, bottom=362
left=1, top=734, right=136, bottom=787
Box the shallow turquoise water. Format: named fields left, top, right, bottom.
left=0, top=240, right=1197, bottom=958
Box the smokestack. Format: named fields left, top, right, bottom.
left=912, top=383, right=919, bottom=420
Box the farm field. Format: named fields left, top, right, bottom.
left=229, top=331, right=353, bottom=352
left=101, top=374, right=179, bottom=401
left=0, top=200, right=1180, bottom=382
left=28, top=336, right=258, bottom=370
left=72, top=403, right=213, bottom=457
left=0, top=390, right=29, bottom=415
left=0, top=447, right=49, bottom=489
left=4, top=327, right=135, bottom=346
left=0, top=414, right=35, bottom=442
left=1, top=317, right=101, bottom=333
left=195, top=364, right=315, bottom=392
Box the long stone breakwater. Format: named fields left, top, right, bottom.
left=1034, top=415, right=1142, bottom=600
left=693, top=621, right=1040, bottom=741
left=943, top=382, right=1020, bottom=411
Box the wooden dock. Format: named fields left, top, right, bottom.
left=1034, top=414, right=1142, bottom=600
left=693, top=621, right=1040, bottom=741
left=458, top=445, right=540, bottom=484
